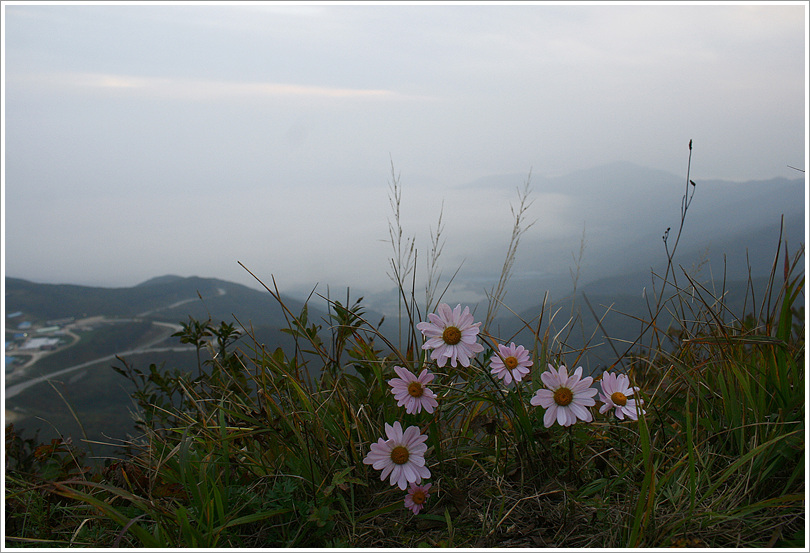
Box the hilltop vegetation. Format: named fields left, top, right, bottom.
left=5, top=245, right=804, bottom=547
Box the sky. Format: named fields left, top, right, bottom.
left=2, top=1, right=807, bottom=306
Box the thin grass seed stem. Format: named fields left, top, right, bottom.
left=607, top=141, right=699, bottom=370
left=485, top=172, right=536, bottom=331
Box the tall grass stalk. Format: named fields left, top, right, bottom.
left=484, top=171, right=536, bottom=333
left=386, top=159, right=416, bottom=351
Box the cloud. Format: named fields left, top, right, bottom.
left=11, top=71, right=404, bottom=101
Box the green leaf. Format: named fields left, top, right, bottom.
left=216, top=507, right=295, bottom=531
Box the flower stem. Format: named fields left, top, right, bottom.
left=567, top=425, right=574, bottom=480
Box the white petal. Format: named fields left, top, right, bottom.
left=540, top=370, right=558, bottom=389
left=568, top=402, right=590, bottom=421
left=544, top=404, right=557, bottom=428
left=417, top=320, right=440, bottom=333
left=531, top=390, right=554, bottom=408
left=575, top=393, right=597, bottom=406
left=437, top=303, right=453, bottom=323
left=556, top=406, right=570, bottom=427
left=428, top=312, right=445, bottom=326
left=401, top=463, right=417, bottom=484
left=387, top=421, right=403, bottom=441
left=416, top=464, right=431, bottom=480
left=390, top=465, right=407, bottom=489
left=395, top=366, right=413, bottom=381
left=424, top=337, right=446, bottom=349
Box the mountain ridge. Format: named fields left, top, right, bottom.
left=4, top=275, right=323, bottom=328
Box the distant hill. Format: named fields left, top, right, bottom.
left=466, top=165, right=805, bottom=309
left=572, top=213, right=803, bottom=297
left=4, top=275, right=397, bottom=363
left=4, top=275, right=333, bottom=331
left=135, top=274, right=187, bottom=287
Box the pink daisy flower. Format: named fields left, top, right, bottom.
left=404, top=482, right=432, bottom=515
left=530, top=364, right=598, bottom=427
left=363, top=421, right=431, bottom=490
left=598, top=371, right=645, bottom=420
left=490, top=342, right=533, bottom=385
left=388, top=366, right=439, bottom=414
left=416, top=303, right=484, bottom=367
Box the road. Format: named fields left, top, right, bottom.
left=5, top=344, right=197, bottom=399
left=136, top=287, right=227, bottom=317
left=5, top=288, right=228, bottom=401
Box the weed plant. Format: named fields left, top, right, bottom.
left=4, top=143, right=805, bottom=548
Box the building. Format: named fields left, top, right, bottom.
left=20, top=337, right=61, bottom=350
left=5, top=357, right=18, bottom=372
left=46, top=317, right=75, bottom=326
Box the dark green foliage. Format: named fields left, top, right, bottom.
left=5, top=251, right=805, bottom=547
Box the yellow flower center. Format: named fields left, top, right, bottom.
left=442, top=326, right=462, bottom=345
left=407, top=381, right=424, bottom=398
left=611, top=391, right=628, bottom=406
left=390, top=446, right=410, bottom=465
left=503, top=356, right=519, bottom=370
left=411, top=490, right=426, bottom=504
left=553, top=387, right=574, bottom=406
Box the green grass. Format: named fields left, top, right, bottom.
left=7, top=350, right=200, bottom=460
left=4, top=153, right=805, bottom=548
